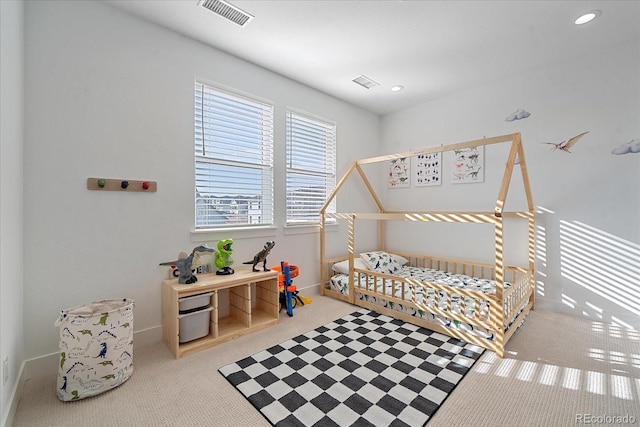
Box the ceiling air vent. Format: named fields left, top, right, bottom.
left=199, top=0, right=254, bottom=27
left=352, top=75, right=380, bottom=89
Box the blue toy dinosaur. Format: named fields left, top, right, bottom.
left=159, top=244, right=216, bottom=284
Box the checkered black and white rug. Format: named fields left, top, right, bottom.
left=219, top=309, right=484, bottom=427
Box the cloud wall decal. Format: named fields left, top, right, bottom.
left=611, top=139, right=640, bottom=155
left=505, top=109, right=531, bottom=122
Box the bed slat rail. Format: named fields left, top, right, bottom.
left=324, top=254, right=533, bottom=337
left=391, top=251, right=525, bottom=283
left=351, top=269, right=499, bottom=330
left=320, top=255, right=349, bottom=296
left=503, top=270, right=534, bottom=321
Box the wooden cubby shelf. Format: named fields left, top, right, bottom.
left=162, top=267, right=279, bottom=358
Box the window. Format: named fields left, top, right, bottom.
left=285, top=110, right=336, bottom=225
left=195, top=81, right=274, bottom=229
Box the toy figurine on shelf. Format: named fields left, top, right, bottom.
left=243, top=241, right=275, bottom=272
left=159, top=244, right=215, bottom=284
left=214, top=238, right=234, bottom=275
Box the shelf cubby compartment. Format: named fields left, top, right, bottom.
left=162, top=267, right=279, bottom=358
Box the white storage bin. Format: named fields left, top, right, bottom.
left=179, top=292, right=213, bottom=313
left=55, top=298, right=134, bottom=401
left=178, top=305, right=213, bottom=343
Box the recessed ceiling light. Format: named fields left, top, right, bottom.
left=391, top=85, right=404, bottom=92
left=574, top=10, right=601, bottom=25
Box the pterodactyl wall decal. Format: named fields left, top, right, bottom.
left=542, top=131, right=589, bottom=153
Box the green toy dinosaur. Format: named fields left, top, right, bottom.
left=215, top=239, right=234, bottom=275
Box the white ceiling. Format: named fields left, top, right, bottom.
left=103, top=0, right=640, bottom=116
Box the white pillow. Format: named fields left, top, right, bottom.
left=390, top=253, right=409, bottom=266
left=360, top=251, right=402, bottom=274
left=331, top=258, right=370, bottom=274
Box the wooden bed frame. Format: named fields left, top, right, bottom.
left=319, top=133, right=535, bottom=358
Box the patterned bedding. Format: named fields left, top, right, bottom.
left=330, top=266, right=523, bottom=341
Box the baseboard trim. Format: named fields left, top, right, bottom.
left=1, top=361, right=24, bottom=427
left=19, top=287, right=321, bottom=380
left=3, top=326, right=161, bottom=427
left=297, top=283, right=320, bottom=296
left=5, top=288, right=329, bottom=427
left=22, top=325, right=163, bottom=382
left=535, top=297, right=640, bottom=328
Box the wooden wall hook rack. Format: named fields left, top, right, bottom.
left=87, top=178, right=157, bottom=192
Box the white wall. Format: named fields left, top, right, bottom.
left=16, top=0, right=639, bottom=388
left=22, top=0, right=379, bottom=361
left=380, top=39, right=640, bottom=327
left=1, top=0, right=25, bottom=424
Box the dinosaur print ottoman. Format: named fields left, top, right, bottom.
left=55, top=298, right=134, bottom=401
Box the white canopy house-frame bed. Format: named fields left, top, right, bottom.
left=320, top=133, right=535, bottom=358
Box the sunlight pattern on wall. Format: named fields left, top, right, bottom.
left=535, top=206, right=553, bottom=299
left=559, top=220, right=640, bottom=318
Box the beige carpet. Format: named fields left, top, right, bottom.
left=12, top=290, right=640, bottom=427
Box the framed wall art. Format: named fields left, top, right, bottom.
left=414, top=152, right=442, bottom=187
left=452, top=146, right=484, bottom=184
left=388, top=157, right=410, bottom=188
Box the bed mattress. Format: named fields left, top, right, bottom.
left=330, top=266, right=523, bottom=341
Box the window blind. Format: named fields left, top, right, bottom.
left=195, top=81, right=274, bottom=228
left=285, top=110, right=336, bottom=225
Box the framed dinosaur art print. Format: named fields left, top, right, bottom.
left=388, top=157, right=410, bottom=188
left=451, top=146, right=484, bottom=184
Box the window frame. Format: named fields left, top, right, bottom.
left=285, top=108, right=337, bottom=226
left=194, top=80, right=275, bottom=230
